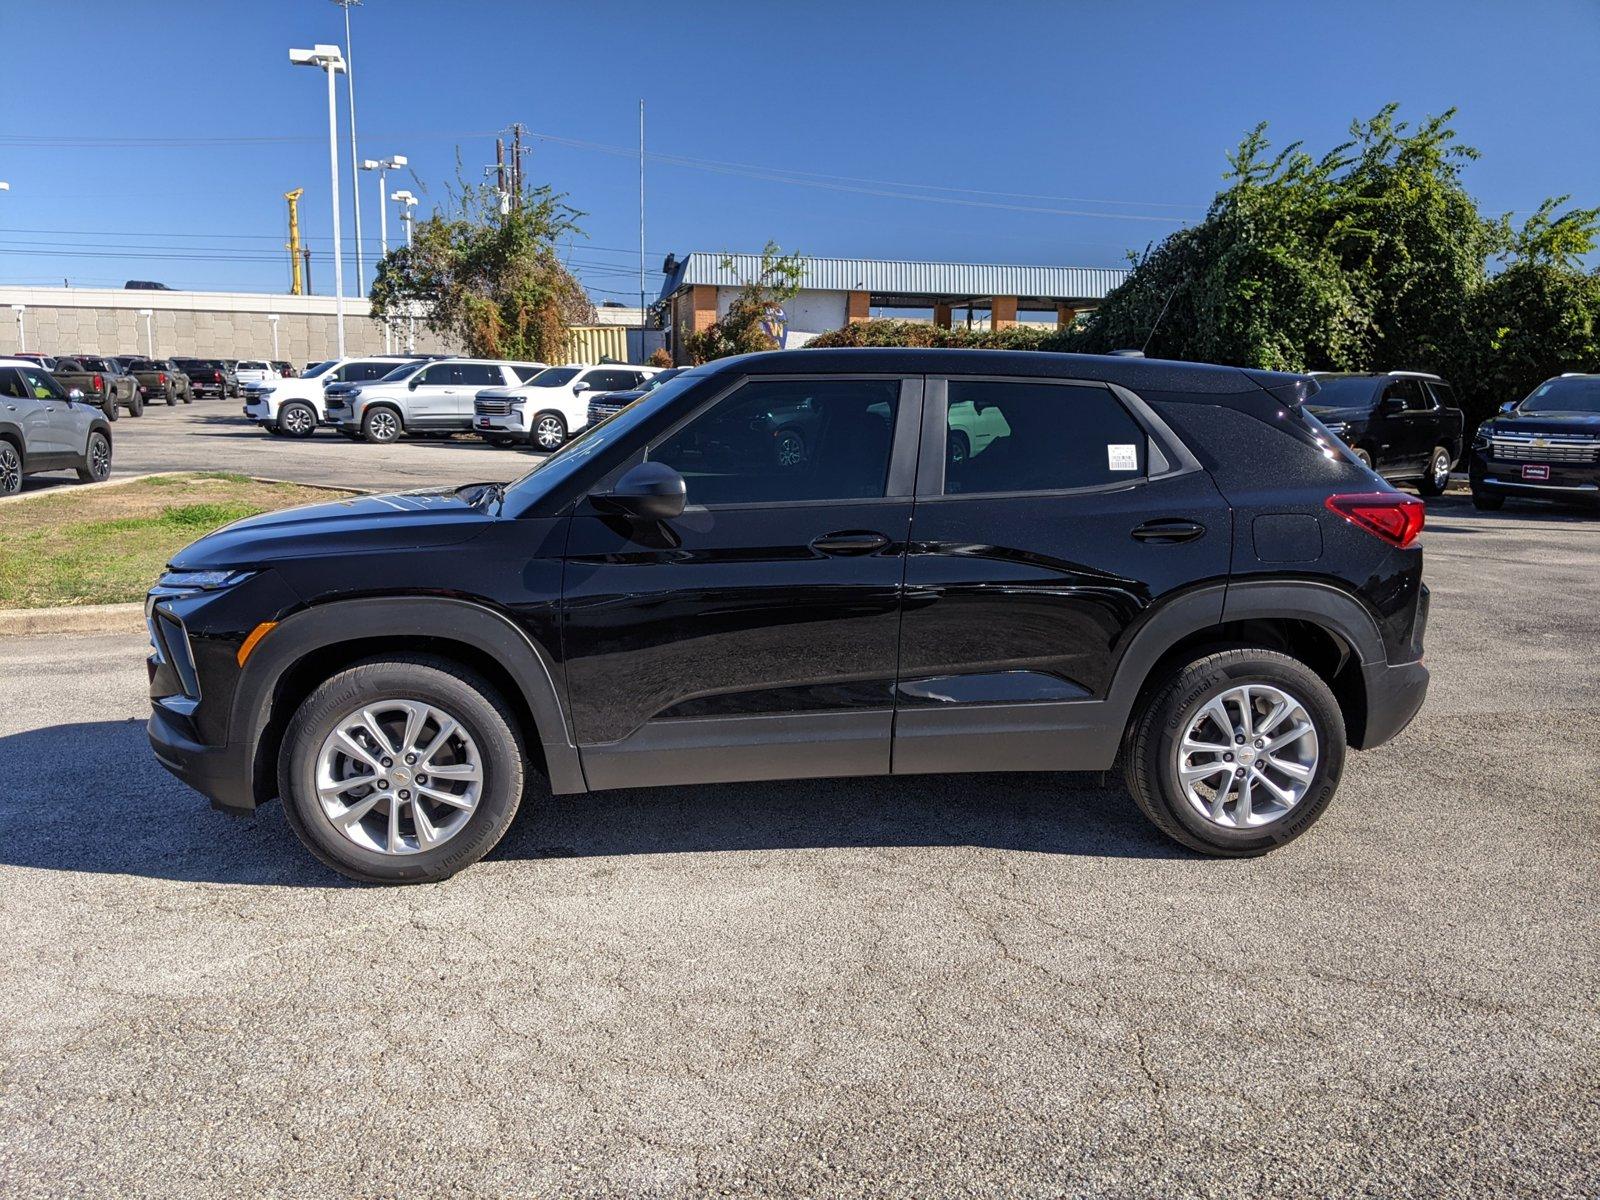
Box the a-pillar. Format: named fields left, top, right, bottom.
left=991, top=295, right=1018, bottom=330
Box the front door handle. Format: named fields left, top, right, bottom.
left=1131, top=518, right=1206, bottom=544
left=810, top=530, right=890, bottom=556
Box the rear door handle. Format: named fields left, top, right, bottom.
left=1131, top=518, right=1206, bottom=544
left=810, top=530, right=890, bottom=556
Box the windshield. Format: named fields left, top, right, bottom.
left=1305, top=377, right=1378, bottom=408
left=302, top=360, right=335, bottom=378
left=639, top=369, right=683, bottom=393
left=1518, top=377, right=1600, bottom=415
left=525, top=367, right=580, bottom=388
left=376, top=362, right=425, bottom=383
left=502, top=368, right=705, bottom=505
left=238, top=361, right=268, bottom=371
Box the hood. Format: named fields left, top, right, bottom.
left=1485, top=410, right=1600, bottom=436
left=1305, top=403, right=1371, bottom=421
left=169, top=488, right=495, bottom=570
left=595, top=388, right=646, bottom=404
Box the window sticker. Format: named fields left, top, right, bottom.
left=1107, top=443, right=1139, bottom=471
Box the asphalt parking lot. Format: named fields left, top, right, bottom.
left=19, top=398, right=541, bottom=495
left=1, top=493, right=1596, bottom=1198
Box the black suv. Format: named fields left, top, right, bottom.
left=146, top=349, right=1430, bottom=883
left=1468, top=374, right=1600, bottom=510
left=1305, top=371, right=1464, bottom=495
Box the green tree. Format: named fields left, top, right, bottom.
left=369, top=180, right=594, bottom=362
left=682, top=242, right=806, bottom=364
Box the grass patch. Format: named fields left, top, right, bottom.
left=0, top=474, right=357, bottom=608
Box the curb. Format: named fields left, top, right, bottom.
left=0, top=472, right=180, bottom=505
left=0, top=603, right=145, bottom=637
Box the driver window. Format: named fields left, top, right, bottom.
left=648, top=378, right=901, bottom=506
left=16, top=366, right=63, bottom=401
left=0, top=369, right=28, bottom=400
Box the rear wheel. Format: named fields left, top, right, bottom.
left=101, top=394, right=118, bottom=422
left=0, top=440, right=20, bottom=495
left=1350, top=446, right=1374, bottom=470
left=531, top=411, right=567, bottom=452
left=76, top=431, right=111, bottom=483
left=1417, top=446, right=1452, bottom=496
left=1471, top=488, right=1505, bottom=511
left=361, top=406, right=402, bottom=444
left=1123, top=649, right=1346, bottom=857
left=278, top=656, right=526, bottom=884
left=128, top=392, right=144, bottom=418
left=164, top=385, right=177, bottom=406
left=774, top=428, right=807, bottom=469
left=279, top=401, right=317, bottom=439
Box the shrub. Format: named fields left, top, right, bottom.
left=807, top=319, right=1062, bottom=351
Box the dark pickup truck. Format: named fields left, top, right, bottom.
left=1468, top=373, right=1600, bottom=511
left=52, top=355, right=140, bottom=420
left=172, top=358, right=236, bottom=400
left=1306, top=371, right=1464, bottom=496
left=126, top=358, right=194, bottom=406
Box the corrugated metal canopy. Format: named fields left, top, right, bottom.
left=660, top=253, right=1128, bottom=304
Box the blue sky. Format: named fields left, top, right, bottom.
left=2, top=0, right=1596, bottom=303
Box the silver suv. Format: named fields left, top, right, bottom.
left=326, top=358, right=546, bottom=444
left=0, top=357, right=115, bottom=494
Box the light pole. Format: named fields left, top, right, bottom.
left=138, top=308, right=154, bottom=357
left=10, top=304, right=24, bottom=352
left=391, top=189, right=418, bottom=352
left=268, top=314, right=281, bottom=361
left=362, top=155, right=406, bottom=350
left=332, top=0, right=365, bottom=298
left=289, top=44, right=348, bottom=358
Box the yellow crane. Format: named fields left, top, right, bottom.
left=284, top=188, right=305, bottom=295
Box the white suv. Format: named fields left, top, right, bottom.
left=243, top=355, right=421, bottom=438
left=326, top=358, right=547, bottom=444
left=234, top=360, right=280, bottom=387
left=473, top=364, right=660, bottom=450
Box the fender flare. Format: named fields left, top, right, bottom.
left=232, top=595, right=585, bottom=797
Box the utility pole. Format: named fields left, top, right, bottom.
left=303, top=247, right=313, bottom=295
left=333, top=0, right=365, bottom=298
left=510, top=123, right=525, bottom=210
left=495, top=137, right=509, bottom=215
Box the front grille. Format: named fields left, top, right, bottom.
left=1488, top=436, right=1600, bottom=464
left=475, top=397, right=513, bottom=416
left=587, top=401, right=624, bottom=426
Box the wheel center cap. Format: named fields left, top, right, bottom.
left=1237, top=747, right=1258, bottom=766
left=392, top=766, right=412, bottom=784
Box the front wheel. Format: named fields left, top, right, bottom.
left=531, top=411, right=567, bottom=452
left=76, top=431, right=112, bottom=483
left=0, top=440, right=20, bottom=495
left=1350, top=446, right=1374, bottom=470
left=486, top=435, right=516, bottom=449
left=165, top=386, right=177, bottom=407
left=278, top=656, right=527, bottom=884
left=1123, top=649, right=1346, bottom=856
left=1472, top=488, right=1505, bottom=511
left=102, top=395, right=119, bottom=422
left=279, top=401, right=317, bottom=439
left=1417, top=446, right=1453, bottom=497
left=128, top=393, right=144, bottom=418
left=361, top=407, right=402, bottom=444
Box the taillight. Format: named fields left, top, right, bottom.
left=93, top=373, right=103, bottom=392
left=213, top=371, right=222, bottom=382
left=158, top=372, right=167, bottom=384
left=1325, top=492, right=1425, bottom=548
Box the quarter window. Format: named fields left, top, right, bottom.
left=942, top=381, right=1147, bottom=495
left=649, top=378, right=900, bottom=506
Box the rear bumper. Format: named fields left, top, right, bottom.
left=148, top=699, right=257, bottom=814
left=1356, top=658, right=1429, bottom=750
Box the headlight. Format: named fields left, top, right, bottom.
left=157, top=569, right=254, bottom=591
left=348, top=387, right=362, bottom=398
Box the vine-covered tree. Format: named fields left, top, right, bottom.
left=681, top=242, right=806, bottom=364
left=369, top=180, right=594, bottom=362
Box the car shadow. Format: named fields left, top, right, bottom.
left=0, top=719, right=1181, bottom=887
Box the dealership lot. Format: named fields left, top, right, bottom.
left=0, top=494, right=1596, bottom=1196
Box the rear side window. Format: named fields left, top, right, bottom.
left=942, top=381, right=1147, bottom=495
left=350, top=361, right=394, bottom=382
left=457, top=363, right=502, bottom=387
left=588, top=369, right=640, bottom=391
left=1425, top=380, right=1456, bottom=409
left=649, top=378, right=901, bottom=506
left=418, top=363, right=459, bottom=385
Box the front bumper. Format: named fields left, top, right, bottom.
left=243, top=399, right=275, bottom=427
left=149, top=700, right=257, bottom=814
left=473, top=412, right=529, bottom=440
left=1468, top=449, right=1600, bottom=504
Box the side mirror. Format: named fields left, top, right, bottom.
left=408, top=376, right=421, bottom=390
left=573, top=380, right=591, bottom=393
left=1499, top=400, right=1519, bottom=414
left=594, top=461, right=686, bottom=521
left=68, top=388, right=85, bottom=402
left=1380, top=396, right=1406, bottom=415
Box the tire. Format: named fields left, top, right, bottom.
left=948, top=430, right=970, bottom=466
left=128, top=392, right=144, bottom=418
left=530, top=411, right=566, bottom=452
left=361, top=406, right=402, bottom=444
left=1123, top=648, right=1346, bottom=857
left=0, top=439, right=20, bottom=495
left=774, top=428, right=807, bottom=469
left=76, top=431, right=112, bottom=483
left=1350, top=446, right=1374, bottom=470
left=1471, top=489, right=1505, bottom=511
left=164, top=385, right=177, bottom=407
left=182, top=388, right=193, bottom=405
left=1416, top=446, right=1452, bottom=497
left=102, top=395, right=119, bottom=422
left=279, top=401, right=317, bottom=439
left=278, top=655, right=526, bottom=884
left=486, top=435, right=516, bottom=449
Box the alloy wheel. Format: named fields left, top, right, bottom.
left=535, top=415, right=564, bottom=450
left=1175, top=683, right=1319, bottom=829
left=314, top=698, right=483, bottom=855
left=0, top=443, right=19, bottom=493
left=1431, top=450, right=1450, bottom=489
left=282, top=405, right=313, bottom=436
left=89, top=435, right=111, bottom=479
left=367, top=411, right=399, bottom=442
left=775, top=430, right=806, bottom=468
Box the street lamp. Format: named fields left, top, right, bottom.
left=362, top=155, right=407, bottom=351
left=11, top=304, right=26, bottom=351
left=289, top=43, right=348, bottom=359
left=137, top=308, right=154, bottom=357
left=268, top=314, right=281, bottom=361
left=390, top=190, right=418, bottom=352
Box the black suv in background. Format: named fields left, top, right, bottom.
left=1469, top=373, right=1600, bottom=509
left=1306, top=371, right=1464, bottom=495
left=147, top=349, right=1430, bottom=883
